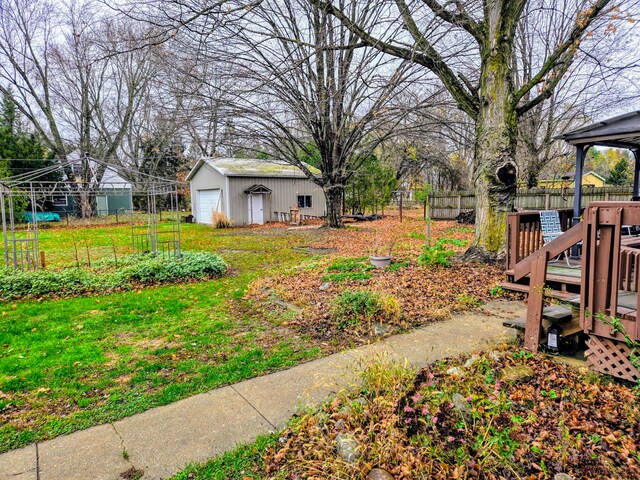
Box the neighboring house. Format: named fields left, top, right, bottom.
left=186, top=157, right=326, bottom=225
left=537, top=171, right=606, bottom=189
left=49, top=153, right=133, bottom=217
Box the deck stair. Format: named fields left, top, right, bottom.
left=503, top=304, right=582, bottom=343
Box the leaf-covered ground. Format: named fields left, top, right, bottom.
left=245, top=216, right=503, bottom=350
left=259, top=349, right=640, bottom=480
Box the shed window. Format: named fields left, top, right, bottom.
left=52, top=195, right=68, bottom=207
left=297, top=195, right=312, bottom=209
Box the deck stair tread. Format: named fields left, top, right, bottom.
left=500, top=282, right=581, bottom=302
left=503, top=305, right=580, bottom=337
left=543, top=305, right=574, bottom=324
left=503, top=316, right=582, bottom=338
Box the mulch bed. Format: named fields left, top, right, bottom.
left=263, top=349, right=640, bottom=479
left=247, top=262, right=503, bottom=347
left=242, top=216, right=505, bottom=350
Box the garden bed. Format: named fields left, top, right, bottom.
left=175, top=348, right=640, bottom=479
left=245, top=257, right=504, bottom=350
left=0, top=251, right=227, bottom=301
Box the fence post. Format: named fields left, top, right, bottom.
left=456, top=195, right=461, bottom=217
left=544, top=193, right=550, bottom=211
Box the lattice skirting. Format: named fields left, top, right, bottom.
left=585, top=335, right=640, bottom=382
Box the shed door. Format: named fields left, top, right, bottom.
left=197, top=189, right=221, bottom=224
left=96, top=195, right=108, bottom=217
left=248, top=194, right=264, bottom=225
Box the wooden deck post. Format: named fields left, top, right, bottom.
left=524, top=250, right=549, bottom=352
left=572, top=145, right=587, bottom=257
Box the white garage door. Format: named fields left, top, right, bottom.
left=197, top=189, right=221, bottom=224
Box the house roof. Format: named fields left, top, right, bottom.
left=186, top=157, right=319, bottom=181
left=67, top=150, right=131, bottom=188
left=562, top=111, right=640, bottom=149
left=539, top=170, right=606, bottom=183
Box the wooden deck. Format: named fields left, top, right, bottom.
left=503, top=204, right=640, bottom=381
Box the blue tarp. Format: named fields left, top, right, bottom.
left=22, top=212, right=61, bottom=223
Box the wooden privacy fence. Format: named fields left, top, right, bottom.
left=429, top=186, right=634, bottom=219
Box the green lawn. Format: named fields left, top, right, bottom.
left=0, top=223, right=323, bottom=453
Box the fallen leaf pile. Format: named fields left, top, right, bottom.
left=309, top=215, right=472, bottom=258
left=246, top=261, right=503, bottom=349
left=243, top=215, right=499, bottom=348
left=263, top=349, right=640, bottom=479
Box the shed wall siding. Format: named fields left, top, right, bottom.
left=228, top=177, right=326, bottom=225
left=189, top=164, right=227, bottom=224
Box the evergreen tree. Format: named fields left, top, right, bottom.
left=607, top=157, right=632, bottom=186
left=0, top=91, right=54, bottom=180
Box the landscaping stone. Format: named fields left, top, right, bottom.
left=319, top=282, right=331, bottom=291
left=554, top=474, right=574, bottom=480
left=336, top=433, right=361, bottom=463
left=452, top=393, right=471, bottom=414
left=501, top=365, right=534, bottom=382
left=464, top=354, right=480, bottom=368
left=488, top=350, right=503, bottom=362
left=372, top=322, right=391, bottom=336
left=447, top=366, right=463, bottom=376
left=272, top=298, right=302, bottom=313
left=367, top=468, right=394, bottom=480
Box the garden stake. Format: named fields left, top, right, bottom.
left=112, top=243, right=118, bottom=268
left=85, top=241, right=91, bottom=267
left=72, top=233, right=80, bottom=268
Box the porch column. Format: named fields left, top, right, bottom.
left=572, top=144, right=587, bottom=257
left=633, top=148, right=640, bottom=199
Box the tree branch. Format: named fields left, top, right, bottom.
left=311, top=0, right=479, bottom=117
left=420, top=0, right=483, bottom=42
left=514, top=0, right=612, bottom=114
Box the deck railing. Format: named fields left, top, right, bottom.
left=580, top=203, right=640, bottom=342
left=506, top=208, right=573, bottom=271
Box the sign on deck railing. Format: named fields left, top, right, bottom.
left=428, top=186, right=634, bottom=220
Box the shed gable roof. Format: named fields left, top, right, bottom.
left=187, top=157, right=319, bottom=181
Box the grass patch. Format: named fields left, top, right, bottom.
left=330, top=289, right=401, bottom=331
left=0, top=223, right=322, bottom=453
left=444, top=225, right=475, bottom=235
left=418, top=238, right=468, bottom=267
left=169, top=434, right=278, bottom=480
left=321, top=256, right=374, bottom=283
left=386, top=259, right=410, bottom=272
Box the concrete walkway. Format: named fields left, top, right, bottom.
left=0, top=299, right=525, bottom=480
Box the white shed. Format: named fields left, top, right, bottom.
left=186, top=157, right=326, bottom=225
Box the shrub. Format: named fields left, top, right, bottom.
left=118, top=252, right=227, bottom=284
left=330, top=289, right=402, bottom=330
left=212, top=211, right=233, bottom=228
left=418, top=238, right=468, bottom=267
left=0, top=251, right=227, bottom=301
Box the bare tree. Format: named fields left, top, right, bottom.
left=515, top=0, right=640, bottom=188
left=310, top=0, right=637, bottom=259
left=0, top=0, right=154, bottom=217
left=210, top=0, right=422, bottom=227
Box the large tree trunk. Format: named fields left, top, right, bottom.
left=78, top=188, right=95, bottom=219
left=465, top=7, right=519, bottom=262
left=324, top=184, right=344, bottom=228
